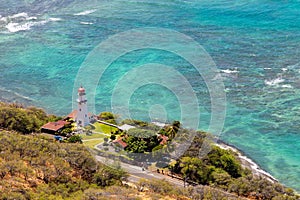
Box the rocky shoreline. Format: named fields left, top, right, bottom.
left=215, top=140, right=278, bottom=183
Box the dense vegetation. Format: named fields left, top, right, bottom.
left=0, top=104, right=298, bottom=199
left=123, top=128, right=160, bottom=153
left=0, top=130, right=128, bottom=199
left=168, top=131, right=299, bottom=199
left=0, top=102, right=60, bottom=134
left=98, top=111, right=117, bottom=125
left=0, top=130, right=241, bottom=200
left=117, top=120, right=180, bottom=153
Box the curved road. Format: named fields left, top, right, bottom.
left=95, top=155, right=184, bottom=187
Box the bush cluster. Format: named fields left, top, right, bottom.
left=0, top=102, right=58, bottom=134
left=0, top=131, right=127, bottom=199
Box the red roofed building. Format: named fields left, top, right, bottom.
left=113, top=138, right=128, bottom=149
left=41, top=120, right=70, bottom=134
left=158, top=134, right=169, bottom=145
left=65, top=110, right=78, bottom=120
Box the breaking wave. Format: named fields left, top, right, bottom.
left=74, top=9, right=97, bottom=16
left=1, top=12, right=62, bottom=33
left=264, top=77, right=285, bottom=86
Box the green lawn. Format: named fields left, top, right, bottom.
left=82, top=122, right=118, bottom=149
left=81, top=132, right=106, bottom=140
left=83, top=138, right=104, bottom=149
left=92, top=122, right=118, bottom=134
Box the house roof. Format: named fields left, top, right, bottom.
left=66, top=110, right=94, bottom=120
left=113, top=138, right=128, bottom=148
left=66, top=110, right=78, bottom=119
left=41, top=120, right=70, bottom=132
left=158, top=134, right=169, bottom=145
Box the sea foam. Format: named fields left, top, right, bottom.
left=49, top=17, right=62, bottom=22
left=1, top=12, right=40, bottom=33
left=11, top=12, right=29, bottom=19
left=80, top=21, right=93, bottom=25
left=5, top=21, right=47, bottom=33
left=4, top=14, right=61, bottom=33
left=220, top=68, right=238, bottom=74
left=264, top=77, right=285, bottom=86
left=74, top=9, right=97, bottom=16
left=281, top=84, right=293, bottom=88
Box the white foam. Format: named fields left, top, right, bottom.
left=281, top=84, right=292, bottom=88
left=27, top=16, right=37, bottom=20
left=215, top=143, right=277, bottom=182
left=6, top=22, right=30, bottom=32
left=5, top=20, right=47, bottom=33
left=0, top=12, right=34, bottom=23
left=13, top=91, right=35, bottom=101
left=1, top=12, right=51, bottom=33
left=80, top=21, right=93, bottom=25
left=0, top=16, right=8, bottom=22
left=11, top=12, right=29, bottom=19
left=224, top=88, right=230, bottom=92
left=74, top=9, right=97, bottom=16
left=220, top=68, right=238, bottom=74
left=151, top=121, right=166, bottom=127
left=49, top=17, right=62, bottom=21
left=264, top=77, right=284, bottom=86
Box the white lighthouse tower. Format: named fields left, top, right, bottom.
left=76, top=86, right=90, bottom=127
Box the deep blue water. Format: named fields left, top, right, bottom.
left=0, top=0, right=300, bottom=190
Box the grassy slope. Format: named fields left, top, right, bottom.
left=0, top=130, right=120, bottom=199
left=0, top=131, right=206, bottom=200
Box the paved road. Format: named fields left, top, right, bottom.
left=95, top=155, right=247, bottom=199
left=95, top=155, right=184, bottom=187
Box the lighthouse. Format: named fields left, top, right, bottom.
left=76, top=86, right=90, bottom=127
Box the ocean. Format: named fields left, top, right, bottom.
left=0, top=0, right=300, bottom=191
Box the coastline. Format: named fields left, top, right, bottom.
left=214, top=140, right=278, bottom=183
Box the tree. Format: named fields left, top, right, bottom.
left=68, top=135, right=82, bottom=143
left=60, top=127, right=73, bottom=136
left=207, top=146, right=242, bottom=178
left=0, top=103, right=56, bottom=134
left=93, top=165, right=127, bottom=187
left=179, top=157, right=203, bottom=185
left=110, top=134, right=116, bottom=141
left=211, top=168, right=232, bottom=189
left=99, top=112, right=117, bottom=124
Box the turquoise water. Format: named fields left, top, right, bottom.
left=1, top=0, right=300, bottom=190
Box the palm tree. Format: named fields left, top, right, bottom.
left=165, top=121, right=180, bottom=139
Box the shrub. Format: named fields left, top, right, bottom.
left=68, top=135, right=82, bottom=143
left=0, top=103, right=53, bottom=134
left=99, top=112, right=117, bottom=124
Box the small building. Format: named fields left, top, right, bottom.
left=113, top=138, right=128, bottom=149
left=158, top=134, right=169, bottom=145
left=118, top=124, right=135, bottom=131
left=64, top=110, right=78, bottom=121
left=41, top=120, right=70, bottom=134
left=65, top=110, right=95, bottom=124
